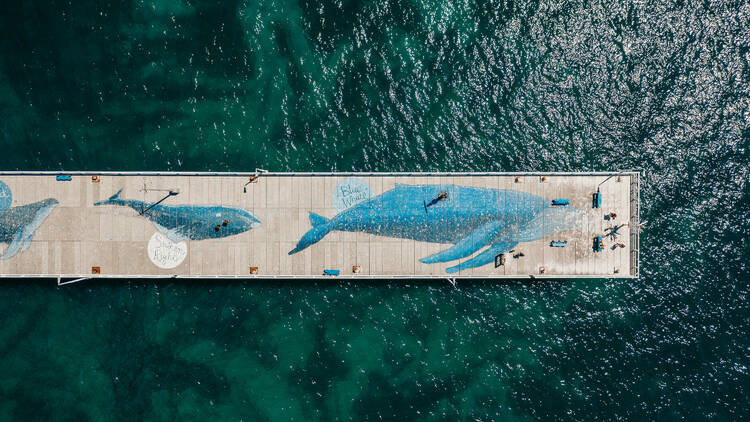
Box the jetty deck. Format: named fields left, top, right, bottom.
left=0, top=172, right=640, bottom=280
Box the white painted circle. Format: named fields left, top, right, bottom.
left=147, top=231, right=187, bottom=269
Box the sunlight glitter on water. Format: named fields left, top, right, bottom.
left=0, top=0, right=748, bottom=419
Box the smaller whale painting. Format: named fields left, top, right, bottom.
left=95, top=190, right=260, bottom=242
left=0, top=198, right=59, bottom=259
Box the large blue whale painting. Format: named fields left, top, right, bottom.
left=289, top=184, right=585, bottom=273
left=0, top=198, right=59, bottom=259
left=95, top=190, right=261, bottom=242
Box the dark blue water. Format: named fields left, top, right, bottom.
left=0, top=0, right=748, bottom=419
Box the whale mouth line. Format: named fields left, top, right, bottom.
left=32, top=201, right=59, bottom=226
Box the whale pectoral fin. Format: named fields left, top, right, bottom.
left=420, top=219, right=506, bottom=264
left=165, top=230, right=188, bottom=243
left=152, top=222, right=188, bottom=243
left=20, top=232, right=33, bottom=253
left=2, top=227, right=31, bottom=260
left=445, top=242, right=517, bottom=274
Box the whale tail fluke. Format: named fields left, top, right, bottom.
left=288, top=213, right=332, bottom=255
left=94, top=189, right=124, bottom=206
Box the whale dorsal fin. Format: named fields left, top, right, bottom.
left=107, top=189, right=123, bottom=201
left=309, top=213, right=329, bottom=227
left=94, top=189, right=124, bottom=206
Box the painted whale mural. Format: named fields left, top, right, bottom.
left=289, top=184, right=585, bottom=273
left=95, top=190, right=261, bottom=242
left=0, top=198, right=59, bottom=259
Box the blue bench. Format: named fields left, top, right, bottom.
left=593, top=236, right=603, bottom=252
left=592, top=189, right=602, bottom=208
left=323, top=269, right=340, bottom=276
left=551, top=199, right=569, bottom=206
left=550, top=241, right=568, bottom=247
left=56, top=175, right=72, bottom=181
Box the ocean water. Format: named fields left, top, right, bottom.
left=0, top=0, right=748, bottom=420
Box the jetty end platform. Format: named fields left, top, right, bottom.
left=0, top=172, right=640, bottom=281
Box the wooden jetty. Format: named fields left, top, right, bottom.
left=0, top=172, right=640, bottom=281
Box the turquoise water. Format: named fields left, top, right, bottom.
left=1, top=0, right=749, bottom=420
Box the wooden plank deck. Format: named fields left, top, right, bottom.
left=0, top=172, right=639, bottom=279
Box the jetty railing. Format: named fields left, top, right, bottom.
left=629, top=172, right=641, bottom=277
